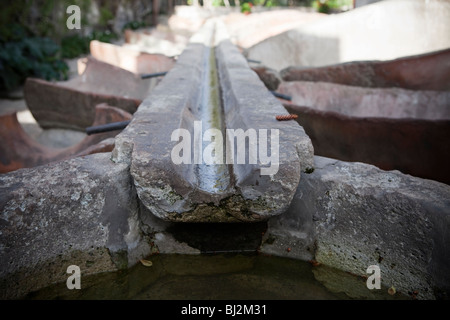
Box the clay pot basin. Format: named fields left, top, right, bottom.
left=24, top=56, right=172, bottom=131
left=0, top=104, right=132, bottom=174
left=280, top=48, right=450, bottom=92
left=89, top=40, right=176, bottom=75
left=280, top=81, right=450, bottom=184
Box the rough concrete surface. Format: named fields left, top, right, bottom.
left=261, top=156, right=450, bottom=299
left=0, top=153, right=150, bottom=299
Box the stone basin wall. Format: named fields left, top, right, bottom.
left=1, top=153, right=449, bottom=299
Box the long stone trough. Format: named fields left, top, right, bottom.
left=112, top=19, right=314, bottom=223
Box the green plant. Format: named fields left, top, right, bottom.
left=99, top=7, right=114, bottom=27
left=327, top=0, right=353, bottom=9
left=122, top=21, right=147, bottom=32
left=212, top=0, right=223, bottom=6
left=0, top=36, right=69, bottom=92
left=313, top=0, right=330, bottom=13
left=318, top=2, right=330, bottom=13
left=61, top=30, right=118, bottom=59
left=61, top=34, right=89, bottom=59
left=241, top=2, right=252, bottom=13
left=312, top=0, right=352, bottom=13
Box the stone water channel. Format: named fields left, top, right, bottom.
left=193, top=22, right=229, bottom=193
left=1, top=18, right=450, bottom=300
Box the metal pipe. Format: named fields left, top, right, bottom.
left=247, top=58, right=261, bottom=64
left=85, top=121, right=131, bottom=135
left=141, top=71, right=168, bottom=79
left=270, top=91, right=292, bottom=101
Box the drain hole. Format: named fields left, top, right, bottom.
left=167, top=221, right=268, bottom=254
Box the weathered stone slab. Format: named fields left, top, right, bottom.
left=280, top=48, right=450, bottom=91
left=280, top=81, right=450, bottom=184
left=0, top=104, right=132, bottom=174
left=24, top=57, right=153, bottom=131
left=89, top=40, right=176, bottom=75
left=261, top=156, right=450, bottom=300
left=0, top=153, right=150, bottom=299
left=113, top=19, right=314, bottom=222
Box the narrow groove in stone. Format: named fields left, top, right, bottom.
left=194, top=23, right=230, bottom=194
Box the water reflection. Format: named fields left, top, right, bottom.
left=25, top=254, right=408, bottom=300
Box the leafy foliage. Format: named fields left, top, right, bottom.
left=122, top=21, right=148, bottom=32
left=61, top=30, right=118, bottom=59
left=99, top=7, right=115, bottom=27
left=326, top=0, right=353, bottom=9
left=312, top=0, right=353, bottom=13
left=316, top=1, right=330, bottom=13
left=0, top=1, right=120, bottom=93
left=241, top=2, right=253, bottom=13
left=0, top=26, right=69, bottom=93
